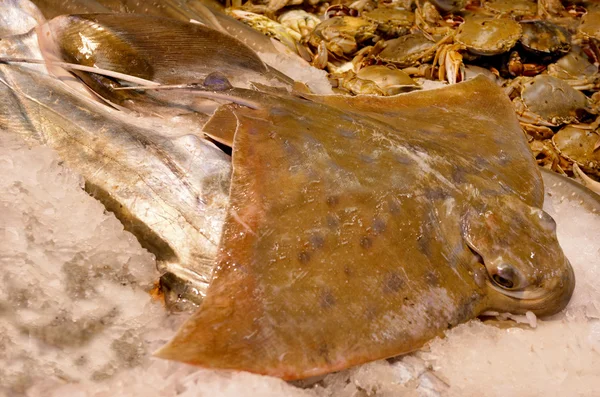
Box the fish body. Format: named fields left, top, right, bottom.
left=157, top=78, right=575, bottom=379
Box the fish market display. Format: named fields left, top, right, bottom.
left=0, top=0, right=583, bottom=389
left=156, top=77, right=575, bottom=379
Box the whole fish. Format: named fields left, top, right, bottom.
left=156, top=77, right=575, bottom=380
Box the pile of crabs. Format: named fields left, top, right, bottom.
left=227, top=0, right=600, bottom=185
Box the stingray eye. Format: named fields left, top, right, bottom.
left=492, top=264, right=517, bottom=289
left=492, top=274, right=514, bottom=289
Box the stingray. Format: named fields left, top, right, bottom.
left=155, top=77, right=575, bottom=380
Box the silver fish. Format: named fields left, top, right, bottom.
left=0, top=20, right=231, bottom=302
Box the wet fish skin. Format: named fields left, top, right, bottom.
left=33, top=11, right=294, bottom=122
left=29, top=0, right=292, bottom=61
left=0, top=28, right=231, bottom=298
left=30, top=0, right=308, bottom=86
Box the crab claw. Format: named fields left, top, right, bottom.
left=573, top=163, right=600, bottom=195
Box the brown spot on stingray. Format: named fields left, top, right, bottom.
left=372, top=218, right=386, bottom=235
left=365, top=305, right=378, bottom=321
left=425, top=188, right=449, bottom=201
left=360, top=153, right=376, bottom=163
left=425, top=271, right=440, bottom=287
left=383, top=272, right=404, bottom=293
left=325, top=214, right=339, bottom=228
left=271, top=107, right=289, bottom=116
left=451, top=168, right=467, bottom=184
left=360, top=236, right=373, bottom=249
left=310, top=234, right=325, bottom=249
left=320, top=289, right=336, bottom=309
left=473, top=156, right=489, bottom=170
left=338, top=128, right=357, bottom=138
left=298, top=251, right=311, bottom=264
left=393, top=154, right=414, bottom=165
left=326, top=195, right=339, bottom=207
left=453, top=294, right=483, bottom=325
left=387, top=197, right=402, bottom=214
left=498, top=151, right=510, bottom=166
left=417, top=234, right=432, bottom=257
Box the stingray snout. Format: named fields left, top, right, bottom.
left=486, top=256, right=575, bottom=317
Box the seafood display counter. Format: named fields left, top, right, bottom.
left=1, top=0, right=600, bottom=395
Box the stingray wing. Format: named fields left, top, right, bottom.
left=307, top=77, right=543, bottom=207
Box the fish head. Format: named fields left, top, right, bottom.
left=462, top=195, right=575, bottom=317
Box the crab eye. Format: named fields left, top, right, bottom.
left=492, top=264, right=517, bottom=289
left=492, top=274, right=514, bottom=289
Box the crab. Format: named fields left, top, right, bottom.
left=507, top=74, right=592, bottom=128
left=552, top=124, right=600, bottom=177
left=519, top=20, right=571, bottom=60
left=355, top=32, right=439, bottom=69
left=432, top=42, right=465, bottom=83
left=414, top=0, right=454, bottom=36
left=529, top=139, right=571, bottom=174
left=481, top=0, right=538, bottom=19
left=330, top=69, right=385, bottom=94
left=332, top=64, right=421, bottom=95
left=573, top=5, right=600, bottom=65
left=235, top=0, right=325, bottom=17
left=278, top=10, right=321, bottom=39
left=308, top=16, right=378, bottom=60
left=573, top=164, right=600, bottom=195
left=576, top=4, right=600, bottom=43
left=450, top=16, right=521, bottom=83
left=537, top=0, right=568, bottom=18
left=361, top=7, right=415, bottom=39
left=353, top=31, right=469, bottom=84
left=428, top=0, right=466, bottom=13
left=455, top=17, right=522, bottom=56
left=547, top=46, right=599, bottom=90
left=227, top=9, right=302, bottom=51
left=507, top=51, right=547, bottom=77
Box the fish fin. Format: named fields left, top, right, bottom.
left=307, top=77, right=545, bottom=206
left=203, top=105, right=238, bottom=147
left=114, top=84, right=263, bottom=110
left=292, top=81, right=312, bottom=95
left=0, top=57, right=160, bottom=87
